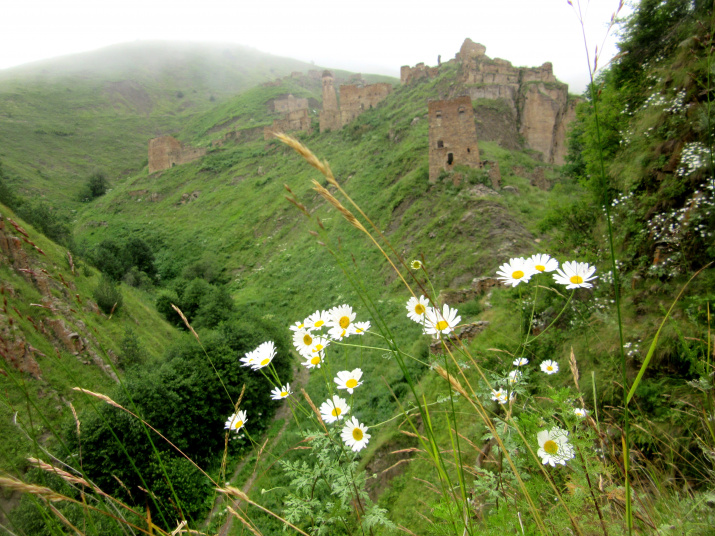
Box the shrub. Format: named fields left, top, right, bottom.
left=93, top=275, right=123, bottom=315
left=78, top=172, right=109, bottom=201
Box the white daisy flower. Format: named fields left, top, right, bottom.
left=327, top=304, right=356, bottom=333
left=537, top=427, right=575, bottom=466
left=513, top=357, right=529, bottom=367
left=319, top=395, right=350, bottom=424
left=304, top=310, right=330, bottom=331
left=410, top=260, right=423, bottom=270
left=271, top=384, right=291, bottom=400
left=508, top=370, right=522, bottom=384
left=239, top=350, right=258, bottom=368
left=573, top=408, right=588, bottom=418
left=334, top=368, right=364, bottom=394
left=353, top=321, right=370, bottom=334
left=250, top=341, right=276, bottom=369
left=301, top=337, right=329, bottom=369
left=529, top=254, right=559, bottom=273
left=293, top=329, right=315, bottom=358
left=289, top=321, right=306, bottom=332
left=341, top=416, right=370, bottom=452
left=406, top=295, right=430, bottom=323
left=224, top=410, right=247, bottom=433
left=496, top=257, right=535, bottom=287
left=491, top=388, right=509, bottom=404
left=423, top=304, right=461, bottom=338
left=553, top=261, right=597, bottom=289
left=540, top=360, right=559, bottom=374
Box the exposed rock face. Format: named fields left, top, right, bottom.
left=428, top=96, right=481, bottom=182
left=148, top=136, right=206, bottom=173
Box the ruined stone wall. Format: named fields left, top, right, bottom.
left=455, top=40, right=573, bottom=164
left=339, top=83, right=393, bottom=126
left=148, top=136, right=206, bottom=173
left=400, top=62, right=440, bottom=84
left=273, top=94, right=309, bottom=114
left=428, top=96, right=481, bottom=182
left=264, top=109, right=313, bottom=140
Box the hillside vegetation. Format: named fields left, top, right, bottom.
left=1, top=1, right=715, bottom=535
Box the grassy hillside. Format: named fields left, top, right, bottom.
left=0, top=203, right=176, bottom=480
left=0, top=42, right=322, bottom=206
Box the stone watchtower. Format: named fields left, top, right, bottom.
left=319, top=70, right=340, bottom=132
left=428, top=96, right=480, bottom=182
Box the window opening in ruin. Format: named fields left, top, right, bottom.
left=447, top=153, right=454, bottom=165
left=436, top=111, right=442, bottom=118
left=437, top=140, right=444, bottom=148
left=172, top=163, right=176, bottom=167
left=467, top=147, right=471, bottom=153
left=458, top=107, right=465, bottom=117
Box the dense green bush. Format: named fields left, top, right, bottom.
left=69, top=315, right=293, bottom=528
left=93, top=275, right=123, bottom=315
left=78, top=172, right=109, bottom=201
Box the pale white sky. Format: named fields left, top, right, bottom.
left=0, top=0, right=629, bottom=93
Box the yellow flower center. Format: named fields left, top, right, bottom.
left=280, top=391, right=288, bottom=397
left=234, top=420, right=243, bottom=429
left=303, top=333, right=312, bottom=346
left=535, top=264, right=545, bottom=272
left=260, top=358, right=270, bottom=366
left=570, top=275, right=584, bottom=284
left=339, top=316, right=350, bottom=329
left=547, top=366, right=553, bottom=371
left=311, top=355, right=321, bottom=365
left=414, top=303, right=426, bottom=315
left=512, top=270, right=525, bottom=279
left=352, top=428, right=363, bottom=441
left=331, top=407, right=342, bottom=417
left=436, top=320, right=449, bottom=331
left=346, top=379, right=358, bottom=388
left=543, top=440, right=558, bottom=455
left=313, top=344, right=323, bottom=353
left=315, top=320, right=324, bottom=327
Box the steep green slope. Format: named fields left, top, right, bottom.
left=0, top=42, right=320, bottom=205
left=0, top=202, right=176, bottom=480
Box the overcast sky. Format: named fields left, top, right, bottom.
left=0, top=0, right=629, bottom=93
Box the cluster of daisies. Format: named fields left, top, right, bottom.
left=497, top=254, right=597, bottom=289
left=225, top=304, right=373, bottom=453
left=291, top=304, right=370, bottom=369
left=486, top=355, right=589, bottom=466
left=405, top=296, right=462, bottom=338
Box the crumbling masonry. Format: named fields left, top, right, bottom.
left=428, top=96, right=481, bottom=182
left=319, top=70, right=393, bottom=132
left=148, top=136, right=206, bottom=173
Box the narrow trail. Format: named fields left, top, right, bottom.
left=204, top=365, right=308, bottom=536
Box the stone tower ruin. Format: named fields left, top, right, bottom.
left=148, top=136, right=206, bottom=173
left=319, top=70, right=341, bottom=132
left=428, top=96, right=481, bottom=182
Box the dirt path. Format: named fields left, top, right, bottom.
left=205, top=365, right=309, bottom=536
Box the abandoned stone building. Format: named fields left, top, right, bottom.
left=148, top=136, right=206, bottom=173
left=428, top=96, right=481, bottom=182
left=339, top=83, right=393, bottom=126
left=319, top=70, right=393, bottom=132
left=404, top=38, right=577, bottom=165
left=264, top=109, right=313, bottom=140
left=272, top=94, right=309, bottom=114
left=319, top=70, right=341, bottom=133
